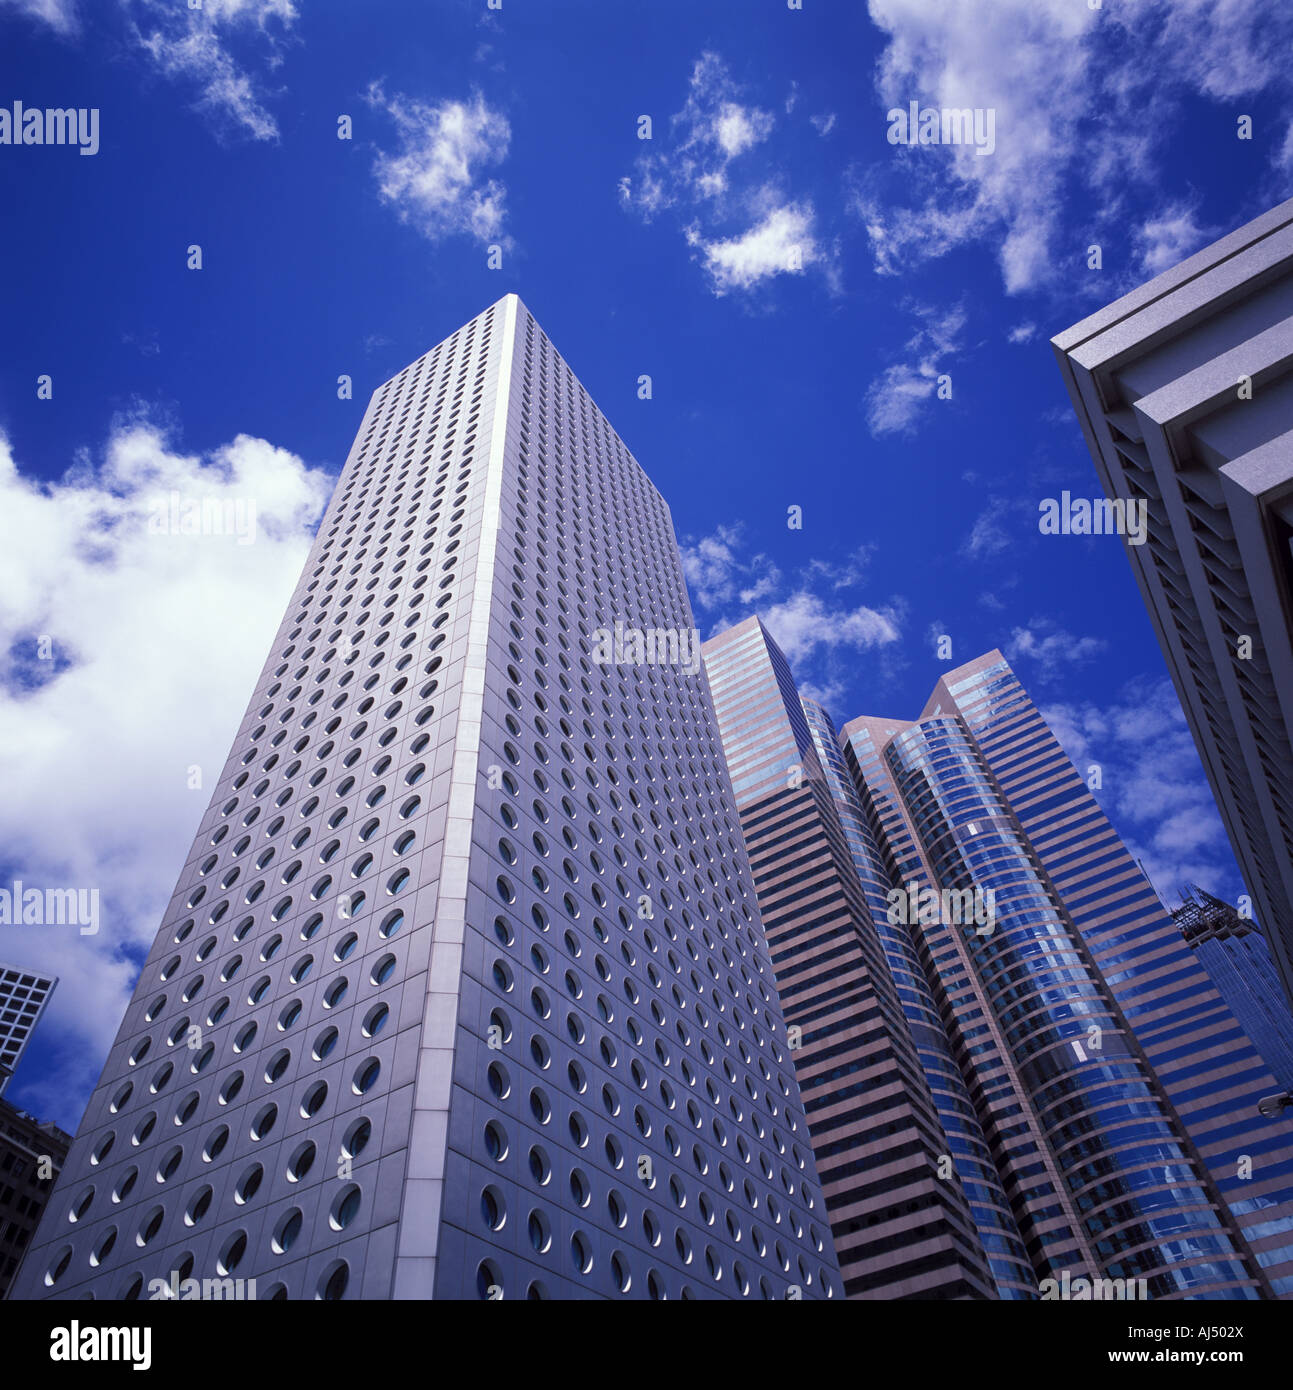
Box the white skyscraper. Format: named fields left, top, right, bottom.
left=11, top=295, right=837, bottom=1302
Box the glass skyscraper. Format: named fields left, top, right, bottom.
left=705, top=621, right=1293, bottom=1298
left=799, top=697, right=1036, bottom=1298
left=1173, top=886, right=1293, bottom=1094
left=10, top=296, right=837, bottom=1301
left=702, top=618, right=999, bottom=1298
left=920, top=653, right=1293, bottom=1296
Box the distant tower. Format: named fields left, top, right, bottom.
left=0, top=964, right=55, bottom=1100
left=0, top=961, right=68, bottom=1299
left=799, top=694, right=1036, bottom=1299
left=1173, top=885, right=1293, bottom=1092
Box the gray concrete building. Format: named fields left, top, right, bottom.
left=1053, top=196, right=1293, bottom=1006
left=10, top=295, right=837, bottom=1301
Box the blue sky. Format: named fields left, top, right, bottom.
left=2, top=0, right=1293, bottom=1131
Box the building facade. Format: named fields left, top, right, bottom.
left=1053, top=195, right=1293, bottom=1006
left=800, top=697, right=1037, bottom=1299
left=879, top=651, right=1293, bottom=1297
left=1173, top=886, right=1293, bottom=1095
left=0, top=963, right=69, bottom=1300
left=702, top=618, right=999, bottom=1299
left=11, top=296, right=837, bottom=1302
left=706, top=623, right=1292, bottom=1298
left=0, top=964, right=55, bottom=1099
left=0, top=1103, right=70, bottom=1300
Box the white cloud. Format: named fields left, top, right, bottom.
left=1132, top=202, right=1214, bottom=278
left=1007, top=321, right=1037, bottom=344
left=681, top=524, right=876, bottom=616
left=1145, top=0, right=1292, bottom=100
left=856, top=0, right=1293, bottom=293
left=128, top=0, right=297, bottom=141
left=620, top=52, right=775, bottom=217
left=864, top=302, right=964, bottom=436
left=798, top=675, right=849, bottom=712
left=802, top=547, right=876, bottom=592
left=0, top=417, right=331, bottom=1127
left=1042, top=679, right=1241, bottom=904
left=810, top=112, right=836, bottom=136
left=715, top=101, right=774, bottom=158
left=856, top=0, right=1095, bottom=293
left=760, top=590, right=900, bottom=664
left=617, top=169, right=667, bottom=219
left=690, top=201, right=820, bottom=295
left=188, top=0, right=295, bottom=19
left=683, top=524, right=898, bottom=712
left=680, top=522, right=769, bottom=610
left=0, top=0, right=296, bottom=137
left=1278, top=121, right=1293, bottom=175
left=962, top=496, right=1022, bottom=558
left=1004, top=617, right=1106, bottom=681
left=978, top=572, right=1019, bottom=611
left=367, top=84, right=511, bottom=247
left=0, top=0, right=77, bottom=34
left=864, top=363, right=937, bottom=436
left=620, top=52, right=834, bottom=295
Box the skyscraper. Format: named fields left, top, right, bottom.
left=10, top=296, right=837, bottom=1302
left=0, top=962, right=68, bottom=1300
left=799, top=696, right=1037, bottom=1299
left=1052, top=194, right=1293, bottom=1006
left=0, top=965, right=55, bottom=1100
left=1173, top=886, right=1293, bottom=1095
left=873, top=651, right=1293, bottom=1297
left=0, top=1105, right=70, bottom=1300
left=702, top=618, right=998, bottom=1299
left=706, top=623, right=1290, bottom=1298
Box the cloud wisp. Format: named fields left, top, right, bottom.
left=854, top=0, right=1293, bottom=294
left=367, top=83, right=512, bottom=248
left=620, top=52, right=833, bottom=297
left=1043, top=678, right=1244, bottom=906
